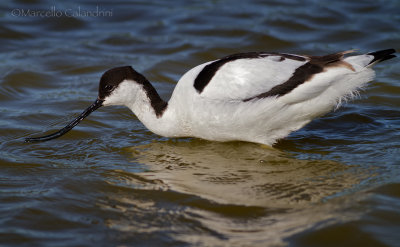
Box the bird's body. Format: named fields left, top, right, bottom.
left=25, top=49, right=396, bottom=145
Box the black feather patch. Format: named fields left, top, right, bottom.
left=193, top=52, right=306, bottom=94
left=243, top=62, right=323, bottom=101
left=99, top=66, right=167, bottom=117
left=367, top=49, right=396, bottom=65
left=243, top=52, right=349, bottom=101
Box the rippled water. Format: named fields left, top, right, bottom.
left=1, top=0, right=399, bottom=246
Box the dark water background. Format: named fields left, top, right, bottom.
left=1, top=0, right=399, bottom=246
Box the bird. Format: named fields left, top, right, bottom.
left=25, top=49, right=396, bottom=145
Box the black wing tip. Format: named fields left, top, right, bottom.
left=367, top=48, right=397, bottom=64
left=367, top=48, right=396, bottom=55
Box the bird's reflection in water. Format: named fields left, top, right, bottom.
left=124, top=139, right=369, bottom=208
left=102, top=139, right=375, bottom=245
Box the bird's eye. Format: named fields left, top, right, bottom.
left=105, top=85, right=114, bottom=91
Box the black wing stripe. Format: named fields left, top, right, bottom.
left=193, top=52, right=306, bottom=94
left=243, top=62, right=323, bottom=101
left=243, top=52, right=350, bottom=101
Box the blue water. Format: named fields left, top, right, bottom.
left=0, top=0, right=399, bottom=246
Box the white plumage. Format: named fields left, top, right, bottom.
left=25, top=49, right=396, bottom=145
left=194, top=56, right=304, bottom=100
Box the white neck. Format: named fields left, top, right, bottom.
left=103, top=79, right=181, bottom=138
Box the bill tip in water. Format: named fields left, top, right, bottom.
left=24, top=99, right=104, bottom=143
left=24, top=137, right=42, bottom=143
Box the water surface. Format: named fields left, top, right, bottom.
left=0, top=0, right=399, bottom=246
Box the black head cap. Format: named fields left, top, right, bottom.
left=98, top=66, right=148, bottom=100
left=97, top=66, right=167, bottom=117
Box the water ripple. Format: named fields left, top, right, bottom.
left=0, top=0, right=399, bottom=246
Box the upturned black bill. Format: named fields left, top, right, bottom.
left=25, top=99, right=104, bottom=143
